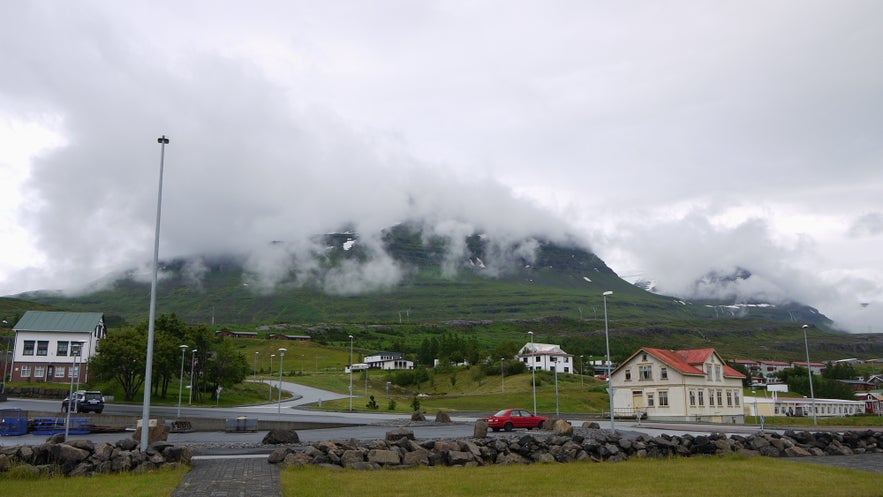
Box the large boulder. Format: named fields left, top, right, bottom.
left=262, top=429, right=300, bottom=445
left=386, top=428, right=415, bottom=441
left=552, top=419, right=573, bottom=437
left=474, top=420, right=488, bottom=438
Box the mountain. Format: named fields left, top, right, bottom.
left=7, top=224, right=832, bottom=331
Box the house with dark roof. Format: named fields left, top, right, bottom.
left=363, top=352, right=414, bottom=370
left=10, top=311, right=106, bottom=384
left=516, top=342, right=575, bottom=373
left=610, top=347, right=746, bottom=423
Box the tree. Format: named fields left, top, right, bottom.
left=204, top=339, right=248, bottom=399
left=90, top=328, right=147, bottom=401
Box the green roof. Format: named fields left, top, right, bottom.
left=13, top=311, right=104, bottom=333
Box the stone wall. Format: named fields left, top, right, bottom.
left=0, top=436, right=190, bottom=477
left=268, top=426, right=883, bottom=470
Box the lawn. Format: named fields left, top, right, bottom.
left=0, top=465, right=187, bottom=497
left=280, top=456, right=882, bottom=497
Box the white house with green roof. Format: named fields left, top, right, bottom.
left=10, top=311, right=106, bottom=384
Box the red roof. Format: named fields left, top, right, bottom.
left=643, top=347, right=746, bottom=379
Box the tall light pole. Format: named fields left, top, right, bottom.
left=348, top=335, right=354, bottom=412
left=603, top=290, right=614, bottom=431
left=253, top=352, right=259, bottom=380
left=580, top=354, right=584, bottom=388
left=552, top=356, right=559, bottom=418
left=140, top=135, right=169, bottom=451
left=177, top=344, right=188, bottom=418
left=189, top=349, right=197, bottom=405
left=528, top=331, right=537, bottom=415
left=500, top=358, right=505, bottom=393
left=802, top=324, right=817, bottom=425
left=269, top=354, right=275, bottom=401
left=277, top=348, right=286, bottom=414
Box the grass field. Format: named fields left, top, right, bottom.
left=2, top=455, right=880, bottom=497
left=280, top=456, right=881, bottom=497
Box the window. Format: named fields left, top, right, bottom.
left=698, top=390, right=705, bottom=406
left=57, top=341, right=69, bottom=356
left=659, top=390, right=669, bottom=407
left=708, top=389, right=716, bottom=406
left=716, top=390, right=723, bottom=406
left=23, top=340, right=35, bottom=355
left=535, top=356, right=541, bottom=362
left=734, top=392, right=740, bottom=406
left=55, top=366, right=66, bottom=378
left=71, top=342, right=83, bottom=357
left=34, top=366, right=45, bottom=378
left=21, top=365, right=31, bottom=378
left=660, top=367, right=668, bottom=380
left=639, top=365, right=652, bottom=381
left=705, top=364, right=713, bottom=380
left=647, top=393, right=655, bottom=407
left=625, top=369, right=632, bottom=381
left=715, top=365, right=722, bottom=381
left=726, top=391, right=733, bottom=407
left=36, top=341, right=49, bottom=356
left=69, top=365, right=80, bottom=378
left=689, top=390, right=696, bottom=406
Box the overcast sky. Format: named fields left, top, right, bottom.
left=1, top=1, right=880, bottom=332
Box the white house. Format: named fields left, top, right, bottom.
left=610, top=347, right=746, bottom=423
left=517, top=342, right=574, bottom=373
left=363, top=352, right=414, bottom=370
left=11, top=311, right=106, bottom=384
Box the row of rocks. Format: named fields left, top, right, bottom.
left=0, top=434, right=191, bottom=477
left=267, top=422, right=883, bottom=470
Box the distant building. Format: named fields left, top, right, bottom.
left=267, top=334, right=311, bottom=341
left=215, top=330, right=258, bottom=339
left=10, top=311, right=106, bottom=384
left=363, top=352, right=414, bottom=370
left=517, top=343, right=574, bottom=373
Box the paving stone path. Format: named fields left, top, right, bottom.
left=172, top=455, right=281, bottom=497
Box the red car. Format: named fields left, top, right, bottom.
left=485, top=408, right=548, bottom=432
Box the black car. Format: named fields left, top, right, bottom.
left=61, top=390, right=105, bottom=414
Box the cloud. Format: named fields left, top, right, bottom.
left=1, top=1, right=882, bottom=332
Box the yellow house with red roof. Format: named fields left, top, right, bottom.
left=609, top=347, right=746, bottom=423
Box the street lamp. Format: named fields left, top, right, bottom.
left=580, top=354, right=584, bottom=387
left=348, top=335, right=354, bottom=412
left=552, top=356, right=559, bottom=418
left=528, top=331, right=537, bottom=415
left=141, top=134, right=170, bottom=451
left=603, top=290, right=614, bottom=431
left=802, top=325, right=817, bottom=425
left=177, top=345, right=188, bottom=418
left=269, top=354, right=275, bottom=401
left=189, top=349, right=197, bottom=405
left=277, top=348, right=286, bottom=414
left=254, top=352, right=259, bottom=380
left=500, top=358, right=505, bottom=393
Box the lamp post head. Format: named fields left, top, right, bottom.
left=278, top=348, right=286, bottom=357
left=802, top=324, right=809, bottom=329
left=348, top=335, right=353, bottom=340
left=179, top=344, right=189, bottom=351
left=157, top=136, right=169, bottom=144
left=603, top=291, right=613, bottom=296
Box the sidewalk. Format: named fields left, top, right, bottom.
left=172, top=454, right=281, bottom=497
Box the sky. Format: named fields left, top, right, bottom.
left=1, top=1, right=881, bottom=332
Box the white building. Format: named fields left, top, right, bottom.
left=517, top=342, right=574, bottom=373
left=10, top=311, right=106, bottom=384
left=363, top=352, right=414, bottom=370
left=610, top=347, right=746, bottom=423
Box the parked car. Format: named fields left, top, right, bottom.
left=485, top=408, right=548, bottom=432
left=61, top=390, right=105, bottom=414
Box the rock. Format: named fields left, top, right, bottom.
left=474, top=420, right=488, bottom=438
left=582, top=421, right=601, bottom=429
left=368, top=449, right=401, bottom=465
left=49, top=443, right=90, bottom=465
left=282, top=452, right=314, bottom=466
left=267, top=448, right=292, bottom=464
left=435, top=411, right=452, bottom=423
left=385, top=428, right=415, bottom=441
left=116, top=438, right=138, bottom=451
left=402, top=448, right=430, bottom=467
left=340, top=450, right=366, bottom=466
left=785, top=446, right=813, bottom=457
left=262, top=429, right=300, bottom=445
left=411, top=411, right=426, bottom=421
left=552, top=419, right=573, bottom=437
